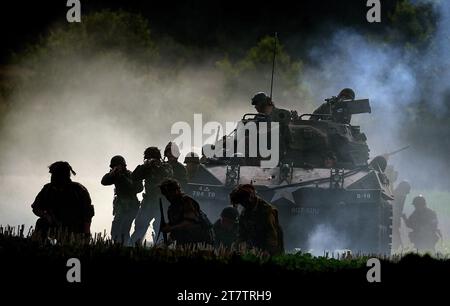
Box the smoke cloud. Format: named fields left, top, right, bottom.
left=0, top=2, right=449, bottom=251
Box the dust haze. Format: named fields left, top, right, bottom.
left=0, top=2, right=449, bottom=251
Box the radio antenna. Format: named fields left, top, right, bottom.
left=269, top=32, right=278, bottom=101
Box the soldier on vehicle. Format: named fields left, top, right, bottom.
left=101, top=155, right=141, bottom=245
left=251, top=92, right=292, bottom=161
left=230, top=184, right=284, bottom=256
left=251, top=92, right=291, bottom=124
left=312, top=88, right=355, bottom=123
left=213, top=206, right=239, bottom=248
left=159, top=179, right=214, bottom=246
left=31, top=161, right=94, bottom=240
left=164, top=142, right=187, bottom=188
left=402, top=195, right=442, bottom=252
left=130, top=147, right=173, bottom=245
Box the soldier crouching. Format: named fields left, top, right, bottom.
left=230, top=184, right=284, bottom=256
left=159, top=179, right=214, bottom=246
left=31, top=161, right=94, bottom=241
left=213, top=206, right=239, bottom=248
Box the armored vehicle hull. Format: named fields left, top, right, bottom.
left=185, top=100, right=394, bottom=254
left=186, top=164, right=393, bottom=254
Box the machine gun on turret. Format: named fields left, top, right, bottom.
left=312, top=97, right=371, bottom=124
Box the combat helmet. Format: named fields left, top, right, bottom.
left=221, top=206, right=240, bottom=223
left=251, top=92, right=272, bottom=106
left=230, top=184, right=256, bottom=204
left=144, top=147, right=161, bottom=160
left=338, top=88, right=355, bottom=100
left=110, top=155, right=126, bottom=168
left=49, top=161, right=76, bottom=177
left=412, top=195, right=426, bottom=206
left=159, top=178, right=181, bottom=194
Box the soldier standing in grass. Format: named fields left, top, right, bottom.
left=101, top=155, right=141, bottom=245
left=402, top=195, right=442, bottom=252
left=130, top=147, right=173, bottom=245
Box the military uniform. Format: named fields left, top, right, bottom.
left=404, top=205, right=440, bottom=251
left=101, top=168, right=141, bottom=244
left=213, top=206, right=239, bottom=248
left=130, top=158, right=173, bottom=245
left=268, top=107, right=292, bottom=160
left=312, top=100, right=333, bottom=121
left=238, top=197, right=284, bottom=255
left=251, top=92, right=292, bottom=163
left=32, top=162, right=94, bottom=239
left=312, top=88, right=356, bottom=124
left=213, top=220, right=239, bottom=248
left=269, top=107, right=291, bottom=125
left=166, top=193, right=213, bottom=245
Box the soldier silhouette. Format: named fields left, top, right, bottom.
left=31, top=161, right=94, bottom=240
left=402, top=195, right=442, bottom=252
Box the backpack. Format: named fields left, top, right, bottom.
left=184, top=195, right=215, bottom=244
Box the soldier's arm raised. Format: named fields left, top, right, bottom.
left=132, top=164, right=147, bottom=181
left=101, top=172, right=116, bottom=186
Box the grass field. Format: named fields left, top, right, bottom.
left=1, top=226, right=450, bottom=300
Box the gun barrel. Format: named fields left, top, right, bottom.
left=158, top=198, right=168, bottom=245
left=385, top=145, right=410, bottom=157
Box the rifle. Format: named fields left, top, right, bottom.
left=156, top=198, right=168, bottom=245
